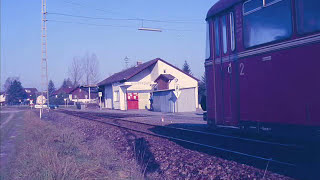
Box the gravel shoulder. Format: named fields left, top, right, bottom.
left=49, top=110, right=294, bottom=180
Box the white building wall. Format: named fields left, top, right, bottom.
left=127, top=66, right=154, bottom=91
left=156, top=60, right=199, bottom=108
left=104, top=85, right=113, bottom=108
left=120, top=86, right=127, bottom=110
left=0, top=95, right=5, bottom=103
left=112, top=84, right=121, bottom=110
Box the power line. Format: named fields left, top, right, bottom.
left=48, top=12, right=138, bottom=22
left=47, top=19, right=135, bottom=28
left=47, top=12, right=205, bottom=24
left=59, top=0, right=204, bottom=23
left=47, top=19, right=200, bottom=32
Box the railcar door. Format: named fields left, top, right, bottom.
left=218, top=12, right=239, bottom=126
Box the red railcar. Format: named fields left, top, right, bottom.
left=205, top=0, right=320, bottom=137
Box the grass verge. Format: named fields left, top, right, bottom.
left=9, top=111, right=144, bottom=180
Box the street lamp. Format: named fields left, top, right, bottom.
left=138, top=27, right=162, bottom=32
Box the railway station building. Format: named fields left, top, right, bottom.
left=98, top=58, right=199, bottom=112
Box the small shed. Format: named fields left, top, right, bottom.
left=153, top=87, right=197, bottom=113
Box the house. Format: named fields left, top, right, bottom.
left=51, top=87, right=74, bottom=105
left=24, top=88, right=38, bottom=98
left=98, top=58, right=199, bottom=112
left=0, top=92, right=6, bottom=106
left=52, top=87, right=74, bottom=97
left=69, top=86, right=98, bottom=103
left=24, top=88, right=38, bottom=104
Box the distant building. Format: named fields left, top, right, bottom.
left=24, top=88, right=38, bottom=104
left=69, top=86, right=98, bottom=104
left=24, top=88, right=38, bottom=98
left=0, top=92, right=6, bottom=106
left=98, top=58, right=199, bottom=112
left=52, top=87, right=74, bottom=97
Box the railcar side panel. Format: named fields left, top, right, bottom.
left=239, top=41, right=320, bottom=127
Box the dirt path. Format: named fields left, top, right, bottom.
left=0, top=113, right=14, bottom=129
left=0, top=109, right=25, bottom=179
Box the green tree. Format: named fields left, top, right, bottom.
left=48, top=80, right=56, bottom=105
left=182, top=60, right=192, bottom=75
left=7, top=80, right=27, bottom=105
left=61, top=78, right=73, bottom=88
left=3, top=77, right=19, bottom=92
left=48, top=80, right=56, bottom=97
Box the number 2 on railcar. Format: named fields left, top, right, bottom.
left=204, top=0, right=320, bottom=138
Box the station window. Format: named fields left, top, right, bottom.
left=230, top=12, right=235, bottom=51
left=205, top=22, right=211, bottom=59
left=114, top=91, right=119, bottom=102
left=214, top=18, right=220, bottom=56
left=221, top=16, right=228, bottom=54
left=295, top=0, right=320, bottom=34
left=243, top=0, right=292, bottom=48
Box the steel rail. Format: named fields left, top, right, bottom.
left=58, top=110, right=297, bottom=167
left=60, top=109, right=301, bottom=148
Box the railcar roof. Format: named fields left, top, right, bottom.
left=206, top=0, right=243, bottom=20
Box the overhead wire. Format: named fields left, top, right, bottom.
left=47, top=12, right=205, bottom=24
left=47, top=19, right=199, bottom=32
left=52, top=0, right=205, bottom=32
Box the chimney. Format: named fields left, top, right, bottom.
left=136, top=61, right=143, bottom=66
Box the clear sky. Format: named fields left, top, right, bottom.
left=1, top=0, right=217, bottom=90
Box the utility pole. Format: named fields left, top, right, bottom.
left=41, top=0, right=49, bottom=116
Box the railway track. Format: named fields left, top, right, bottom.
left=57, top=109, right=318, bottom=179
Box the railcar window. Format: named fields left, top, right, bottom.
left=206, top=22, right=211, bottom=59
left=243, top=0, right=292, bottom=48
left=265, top=0, right=281, bottom=5
left=214, top=19, right=220, bottom=56
left=222, top=16, right=227, bottom=54
left=243, top=0, right=262, bottom=15
left=230, top=12, right=235, bottom=51
left=295, top=0, right=320, bottom=34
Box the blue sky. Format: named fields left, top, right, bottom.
left=1, top=0, right=217, bottom=90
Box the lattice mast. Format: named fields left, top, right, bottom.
left=41, top=0, right=49, bottom=107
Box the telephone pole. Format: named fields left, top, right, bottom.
left=41, top=0, right=49, bottom=112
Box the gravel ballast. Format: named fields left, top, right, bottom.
left=47, top=111, right=294, bottom=180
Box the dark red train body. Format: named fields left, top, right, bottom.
left=204, top=0, right=320, bottom=138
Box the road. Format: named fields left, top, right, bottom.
left=0, top=108, right=26, bottom=179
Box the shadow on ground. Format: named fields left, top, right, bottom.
left=148, top=123, right=320, bottom=180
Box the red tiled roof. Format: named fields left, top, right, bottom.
left=98, top=58, right=159, bottom=86
left=98, top=58, right=198, bottom=86
left=53, top=87, right=74, bottom=95
left=155, top=74, right=176, bottom=82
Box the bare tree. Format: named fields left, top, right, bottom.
left=68, top=57, right=83, bottom=87
left=82, top=53, right=100, bottom=85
